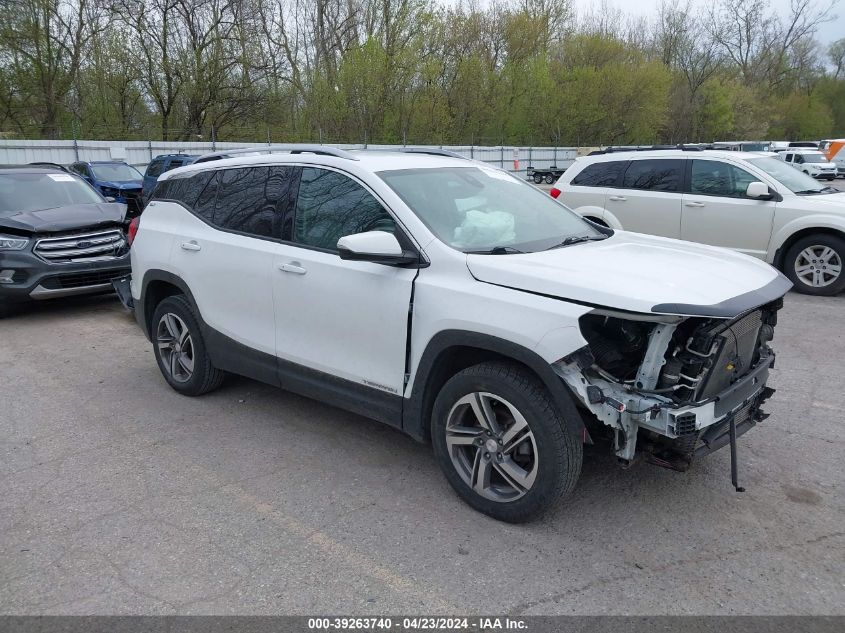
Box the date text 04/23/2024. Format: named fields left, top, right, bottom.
left=307, top=617, right=528, bottom=630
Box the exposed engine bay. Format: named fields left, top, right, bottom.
left=554, top=300, right=782, bottom=473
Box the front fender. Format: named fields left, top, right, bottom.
left=402, top=330, right=587, bottom=443
left=769, top=215, right=845, bottom=263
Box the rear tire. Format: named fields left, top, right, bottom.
left=783, top=234, right=845, bottom=296
left=533, top=173, right=543, bottom=184
left=431, top=361, right=582, bottom=523
left=151, top=295, right=225, bottom=395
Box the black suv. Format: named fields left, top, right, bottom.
left=0, top=166, right=130, bottom=316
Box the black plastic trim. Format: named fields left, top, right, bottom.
left=402, top=330, right=585, bottom=442
left=651, top=273, right=792, bottom=318
left=136, top=270, right=197, bottom=340
left=712, top=354, right=774, bottom=418
left=207, top=325, right=403, bottom=428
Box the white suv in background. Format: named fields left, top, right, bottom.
left=127, top=145, right=790, bottom=522
left=779, top=149, right=838, bottom=181
left=552, top=148, right=845, bottom=296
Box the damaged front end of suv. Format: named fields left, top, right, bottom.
left=554, top=299, right=783, bottom=489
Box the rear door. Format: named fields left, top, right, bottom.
left=560, top=160, right=626, bottom=221
left=605, top=159, right=684, bottom=237
left=681, top=159, right=776, bottom=258
left=167, top=166, right=296, bottom=359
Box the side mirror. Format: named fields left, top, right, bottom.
left=746, top=181, right=772, bottom=199
left=337, top=231, right=419, bottom=266
left=105, top=196, right=117, bottom=203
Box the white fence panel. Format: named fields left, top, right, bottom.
left=0, top=139, right=578, bottom=178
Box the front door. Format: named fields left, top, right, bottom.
left=681, top=159, right=776, bottom=258
left=272, top=166, right=416, bottom=397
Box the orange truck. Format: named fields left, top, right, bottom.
left=821, top=139, right=845, bottom=178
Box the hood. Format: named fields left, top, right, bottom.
left=466, top=231, right=791, bottom=318
left=99, top=180, right=142, bottom=190
left=0, top=203, right=127, bottom=234
left=799, top=191, right=845, bottom=209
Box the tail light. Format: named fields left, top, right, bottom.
left=127, top=216, right=140, bottom=246
left=550, top=187, right=561, bottom=199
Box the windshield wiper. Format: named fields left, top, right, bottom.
left=794, top=189, right=827, bottom=195
left=546, top=235, right=608, bottom=250
left=465, top=246, right=525, bottom=255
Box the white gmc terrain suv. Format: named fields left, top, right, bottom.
left=127, top=145, right=791, bottom=522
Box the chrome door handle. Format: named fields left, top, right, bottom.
left=180, top=241, right=202, bottom=251
left=277, top=262, right=307, bottom=275
left=608, top=195, right=627, bottom=201
left=684, top=202, right=706, bottom=208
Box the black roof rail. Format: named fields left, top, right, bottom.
left=398, top=148, right=468, bottom=160
left=27, top=161, right=69, bottom=172
left=590, top=144, right=705, bottom=155
left=194, top=144, right=360, bottom=164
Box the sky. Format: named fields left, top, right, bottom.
left=570, top=0, right=844, bottom=46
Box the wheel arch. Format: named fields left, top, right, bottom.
left=403, top=330, right=585, bottom=444
left=138, top=270, right=199, bottom=341
left=772, top=224, right=845, bottom=270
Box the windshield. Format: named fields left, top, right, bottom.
left=740, top=143, right=770, bottom=152
left=91, top=163, right=142, bottom=181
left=378, top=166, right=601, bottom=252
left=0, top=172, right=104, bottom=216
left=800, top=152, right=829, bottom=164
left=746, top=157, right=831, bottom=194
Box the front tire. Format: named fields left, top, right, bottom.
left=431, top=362, right=582, bottom=523
left=783, top=234, right=845, bottom=296
left=151, top=295, right=225, bottom=395
left=544, top=174, right=555, bottom=184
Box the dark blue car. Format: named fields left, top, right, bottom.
left=142, top=154, right=199, bottom=201
left=69, top=161, right=144, bottom=216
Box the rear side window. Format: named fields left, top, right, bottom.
left=193, top=172, right=219, bottom=222
left=154, top=171, right=215, bottom=210
left=146, top=160, right=164, bottom=178
left=622, top=159, right=682, bottom=192
left=294, top=167, right=395, bottom=251
left=571, top=161, right=625, bottom=187
left=213, top=166, right=297, bottom=239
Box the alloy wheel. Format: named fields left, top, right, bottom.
left=794, top=245, right=842, bottom=288
left=156, top=312, right=195, bottom=383
left=445, top=392, right=538, bottom=502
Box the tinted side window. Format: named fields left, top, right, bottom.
left=689, top=160, right=759, bottom=198
left=193, top=171, right=219, bottom=222
left=571, top=161, right=625, bottom=187
left=213, top=166, right=295, bottom=239
left=294, top=167, right=395, bottom=251
left=146, top=160, right=164, bottom=178
left=622, top=159, right=682, bottom=192
left=155, top=171, right=215, bottom=209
